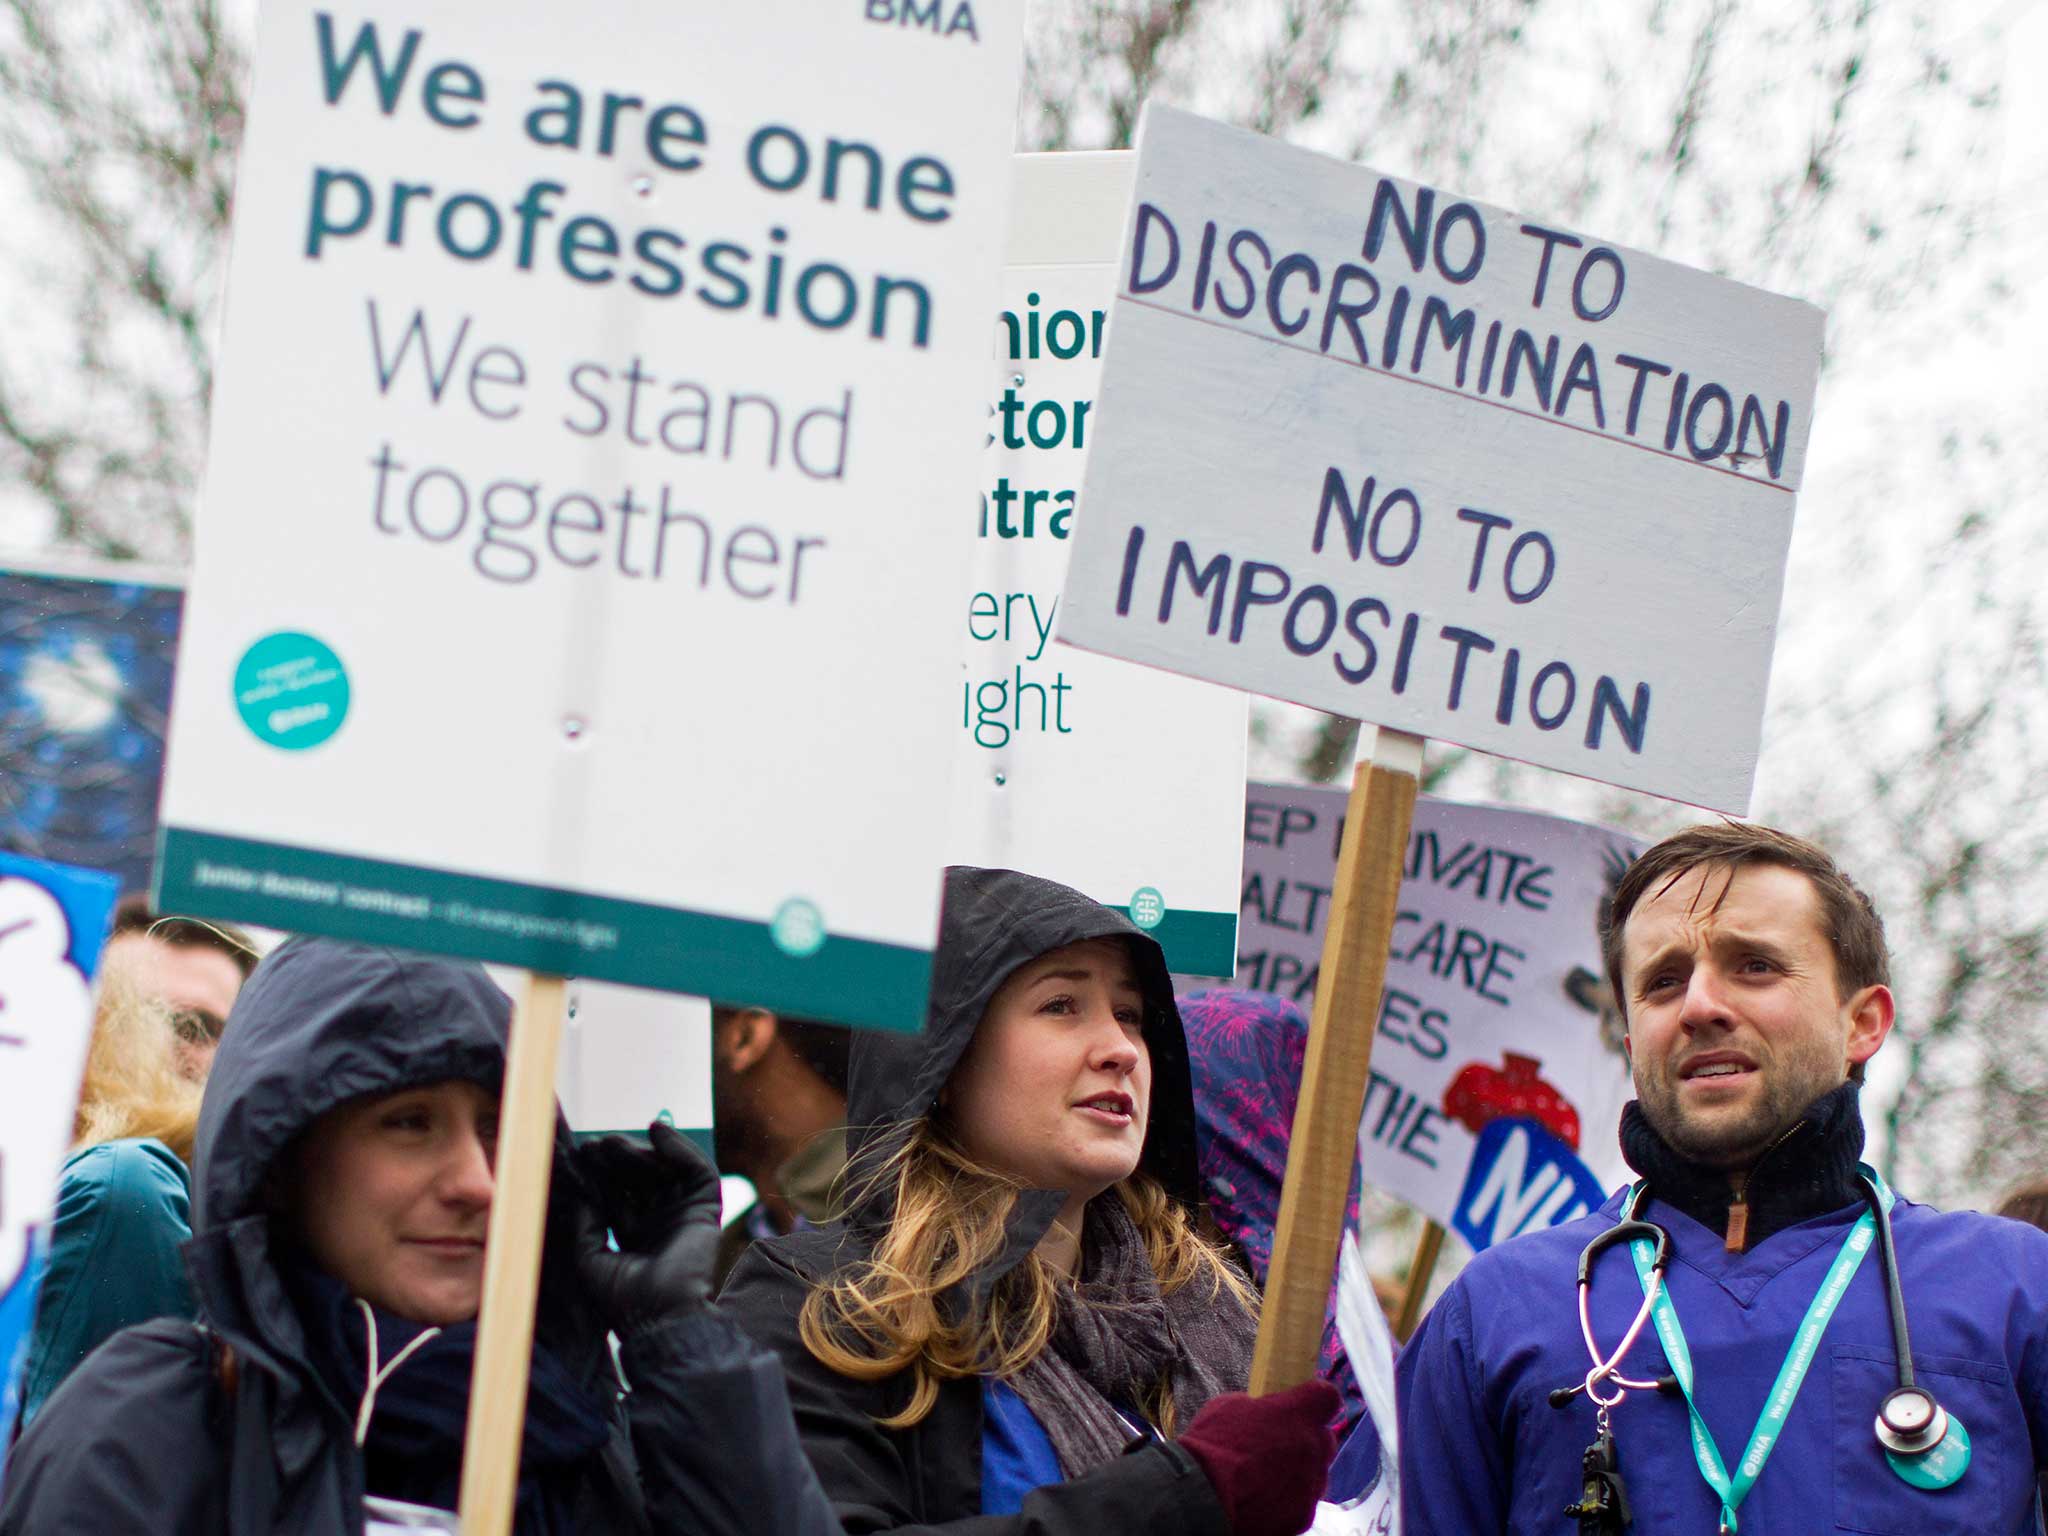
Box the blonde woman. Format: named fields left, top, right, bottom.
left=721, top=867, right=1339, bottom=1536
left=18, top=972, right=204, bottom=1424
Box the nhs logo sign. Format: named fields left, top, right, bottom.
left=1452, top=1118, right=1610, bottom=1252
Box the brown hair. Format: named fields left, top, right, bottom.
left=111, top=895, right=260, bottom=980
left=1601, top=821, right=1890, bottom=1023
left=73, top=969, right=204, bottom=1162
left=1994, top=1178, right=2048, bottom=1233
left=797, top=1121, right=1255, bottom=1431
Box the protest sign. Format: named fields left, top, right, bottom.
left=1059, top=103, right=1822, bottom=1392
left=154, top=1, right=1025, bottom=1033
left=951, top=152, right=1245, bottom=974
left=0, top=852, right=121, bottom=1470
left=1059, top=105, right=1825, bottom=815
left=555, top=979, right=713, bottom=1146
left=154, top=10, right=1023, bottom=1528
left=1310, top=1236, right=1400, bottom=1535
left=0, top=559, right=184, bottom=891
left=1237, top=783, right=1638, bottom=1248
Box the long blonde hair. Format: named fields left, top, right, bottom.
left=799, top=1121, right=1257, bottom=1430
left=72, top=971, right=203, bottom=1162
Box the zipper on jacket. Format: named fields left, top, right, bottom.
left=1724, top=1119, right=1804, bottom=1252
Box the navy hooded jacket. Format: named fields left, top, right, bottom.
left=719, top=866, right=1236, bottom=1536
left=0, top=936, right=836, bottom=1536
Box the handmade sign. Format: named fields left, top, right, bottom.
left=1059, top=105, right=1824, bottom=815
left=1237, top=783, right=1638, bottom=1248
left=0, top=852, right=121, bottom=1473
left=1311, top=1237, right=1400, bottom=1535
left=155, top=0, right=1024, bottom=1033
left=0, top=560, right=184, bottom=891
left=951, top=152, right=1245, bottom=974
left=1058, top=103, right=1822, bottom=1393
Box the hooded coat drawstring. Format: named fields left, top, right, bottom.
left=352, top=1297, right=441, bottom=1448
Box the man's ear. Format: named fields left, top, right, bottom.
left=716, top=1007, right=779, bottom=1076
left=1844, top=983, right=1895, bottom=1071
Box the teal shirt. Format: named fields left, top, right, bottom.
left=19, top=1138, right=195, bottom=1426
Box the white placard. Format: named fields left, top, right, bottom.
left=1236, top=784, right=1637, bottom=1248
left=1060, top=106, right=1824, bottom=813
left=950, top=153, right=1246, bottom=974
left=0, top=854, right=118, bottom=1459
left=1310, top=1236, right=1399, bottom=1535
left=556, top=981, right=713, bottom=1142
left=154, top=2, right=1023, bottom=1031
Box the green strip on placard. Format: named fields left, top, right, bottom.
left=571, top=1127, right=716, bottom=1163
left=1135, top=906, right=1239, bottom=978
left=155, top=827, right=931, bottom=1033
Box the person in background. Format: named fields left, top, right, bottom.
left=1995, top=1177, right=2048, bottom=1232
left=721, top=865, right=1339, bottom=1536
left=16, top=970, right=204, bottom=1425
left=102, top=895, right=258, bottom=1080
left=1, top=936, right=836, bottom=1536
left=710, top=1004, right=850, bottom=1290
left=2003, top=1180, right=2048, bottom=1528
left=1179, top=988, right=1381, bottom=1502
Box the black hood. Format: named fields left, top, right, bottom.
left=181, top=936, right=603, bottom=1468
left=842, top=867, right=1202, bottom=1281
left=193, top=935, right=513, bottom=1233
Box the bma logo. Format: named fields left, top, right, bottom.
left=1451, top=1118, right=1609, bottom=1253
left=865, top=0, right=980, bottom=40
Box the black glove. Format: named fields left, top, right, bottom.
left=571, top=1120, right=724, bottom=1336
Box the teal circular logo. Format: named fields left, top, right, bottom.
left=234, top=632, right=349, bottom=750
left=771, top=898, right=826, bottom=957
left=1888, top=1412, right=1970, bottom=1490
left=1128, top=886, right=1166, bottom=930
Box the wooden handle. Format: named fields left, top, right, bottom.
left=1249, top=730, right=1421, bottom=1395
left=1392, top=1219, right=1446, bottom=1342
left=459, top=972, right=568, bottom=1536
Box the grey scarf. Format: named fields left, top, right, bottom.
left=1006, top=1195, right=1257, bottom=1478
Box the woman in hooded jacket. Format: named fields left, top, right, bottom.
left=0, top=935, right=836, bottom=1536
left=720, top=866, right=1340, bottom=1536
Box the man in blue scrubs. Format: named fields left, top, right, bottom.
left=1398, top=821, right=2048, bottom=1533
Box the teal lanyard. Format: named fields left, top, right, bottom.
left=1626, top=1165, right=1895, bottom=1534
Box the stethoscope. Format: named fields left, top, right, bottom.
left=1554, top=1171, right=1950, bottom=1460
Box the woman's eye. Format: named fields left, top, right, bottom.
left=382, top=1110, right=431, bottom=1133
left=1115, top=1006, right=1144, bottom=1028
left=1040, top=993, right=1076, bottom=1015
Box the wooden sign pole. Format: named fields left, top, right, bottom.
left=459, top=972, right=569, bottom=1536
left=1392, top=1219, right=1447, bottom=1343
left=1249, top=727, right=1423, bottom=1395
